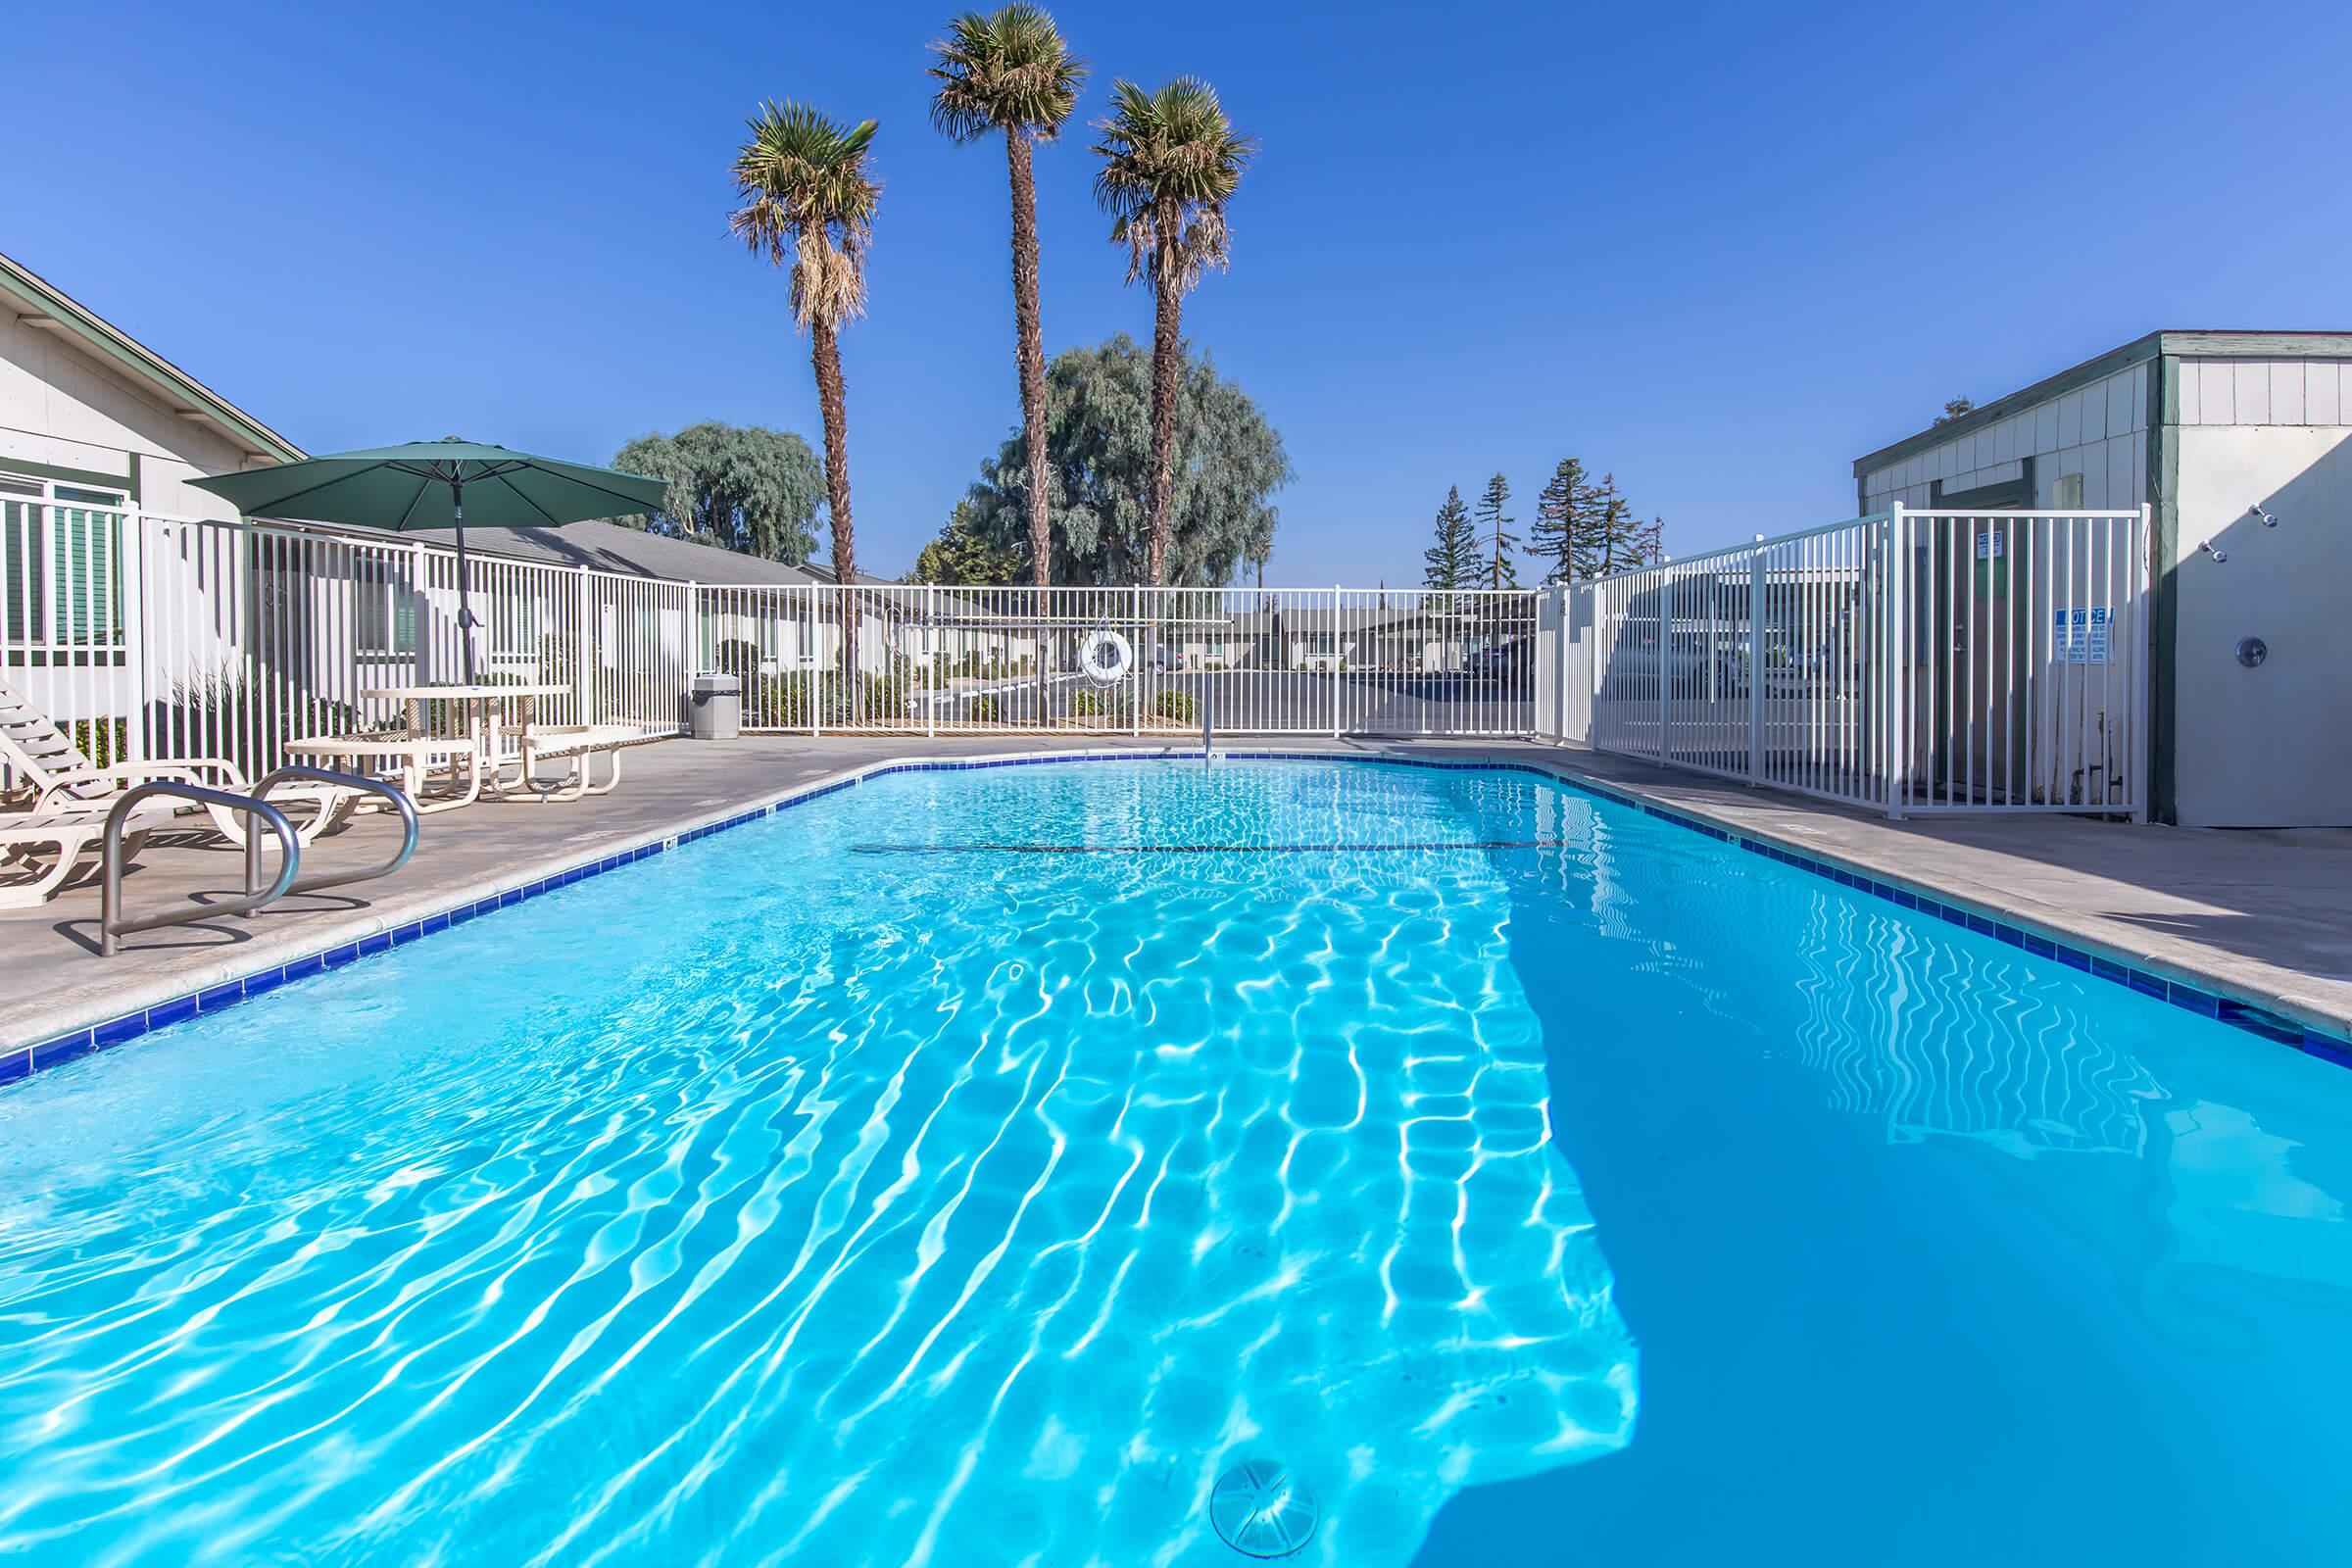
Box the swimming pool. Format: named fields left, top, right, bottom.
left=1, top=758, right=2347, bottom=1565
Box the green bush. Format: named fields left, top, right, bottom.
left=966, top=695, right=1003, bottom=724
left=69, top=716, right=129, bottom=769
left=1152, top=688, right=1197, bottom=725
left=710, top=638, right=763, bottom=682
left=1068, top=688, right=1103, bottom=718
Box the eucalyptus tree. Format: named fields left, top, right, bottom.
left=944, top=332, right=1288, bottom=586
left=1091, top=77, right=1254, bottom=586
left=928, top=6, right=1089, bottom=591
left=610, top=422, right=822, bottom=563
left=729, top=102, right=880, bottom=596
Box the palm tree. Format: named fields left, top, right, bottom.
left=928, top=6, right=1088, bottom=591
left=1091, top=77, right=1253, bottom=586
left=730, top=102, right=879, bottom=602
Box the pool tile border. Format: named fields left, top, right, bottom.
left=6, top=746, right=2345, bottom=1088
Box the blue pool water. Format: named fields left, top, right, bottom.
left=1, top=759, right=2348, bottom=1565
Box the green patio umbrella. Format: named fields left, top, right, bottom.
left=191, top=438, right=669, bottom=682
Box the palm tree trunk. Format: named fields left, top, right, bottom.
left=1007, top=131, right=1054, bottom=729
left=1007, top=132, right=1053, bottom=590
left=1144, top=199, right=1183, bottom=589
left=811, top=316, right=857, bottom=690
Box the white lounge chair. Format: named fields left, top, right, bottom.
left=0, top=791, right=188, bottom=908
left=0, top=673, right=336, bottom=836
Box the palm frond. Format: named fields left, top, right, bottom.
left=730, top=99, right=881, bottom=332
left=928, top=4, right=1090, bottom=143
left=1090, top=76, right=1252, bottom=295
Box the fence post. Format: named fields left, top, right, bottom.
left=925, top=583, right=938, bottom=740
left=573, top=568, right=592, bottom=722
left=680, top=581, right=698, bottom=736
left=808, top=581, right=822, bottom=738
left=1747, top=537, right=1764, bottom=783
left=2131, top=502, right=2151, bottom=823
left=1130, top=583, right=1142, bottom=737
left=1331, top=584, right=1343, bottom=738
left=1655, top=564, right=1669, bottom=762
left=1883, top=504, right=1906, bottom=818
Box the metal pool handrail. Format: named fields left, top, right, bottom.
left=102, top=783, right=300, bottom=956
left=242, top=766, right=420, bottom=901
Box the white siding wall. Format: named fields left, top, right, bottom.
left=0, top=313, right=257, bottom=514
left=1860, top=361, right=2149, bottom=513
left=2176, top=358, right=2348, bottom=427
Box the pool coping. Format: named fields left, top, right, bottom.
left=5, top=744, right=2347, bottom=1088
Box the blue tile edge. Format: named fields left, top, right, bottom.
left=8, top=747, right=2345, bottom=1088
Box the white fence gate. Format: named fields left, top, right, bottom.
left=1555, top=506, right=2150, bottom=817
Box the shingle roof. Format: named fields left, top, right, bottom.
left=391, top=517, right=830, bottom=585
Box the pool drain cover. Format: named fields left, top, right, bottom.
left=1210, top=1458, right=1319, bottom=1557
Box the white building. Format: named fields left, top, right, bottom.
left=1854, top=332, right=2352, bottom=827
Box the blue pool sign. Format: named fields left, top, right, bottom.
left=2053, top=607, right=2112, bottom=664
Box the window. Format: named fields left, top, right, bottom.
left=355, top=555, right=417, bottom=656
left=2051, top=473, right=2084, bottom=509
left=3, top=471, right=128, bottom=658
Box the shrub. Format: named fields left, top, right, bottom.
left=966, top=695, right=1003, bottom=724
left=1152, top=688, right=1197, bottom=725
left=710, top=638, right=763, bottom=682
left=1069, top=688, right=1103, bottom=717
left=858, top=672, right=910, bottom=723
left=154, top=670, right=359, bottom=770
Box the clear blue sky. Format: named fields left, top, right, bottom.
left=8, top=0, right=2348, bottom=581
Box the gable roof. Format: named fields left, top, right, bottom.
left=0, top=248, right=304, bottom=466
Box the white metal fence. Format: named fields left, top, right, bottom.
left=697, top=583, right=1537, bottom=738
left=2, top=504, right=1539, bottom=790
left=1556, top=506, right=2150, bottom=817
left=1, top=503, right=688, bottom=787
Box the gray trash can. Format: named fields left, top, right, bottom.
left=689, top=670, right=741, bottom=740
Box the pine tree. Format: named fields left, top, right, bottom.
left=1531, top=457, right=1593, bottom=584
left=1474, top=472, right=1519, bottom=590
left=1592, top=471, right=1639, bottom=573
left=1632, top=514, right=1665, bottom=565
left=1421, top=486, right=1477, bottom=589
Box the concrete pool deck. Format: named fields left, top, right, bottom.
left=3, top=735, right=2348, bottom=1066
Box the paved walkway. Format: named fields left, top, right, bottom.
left=4, top=736, right=2347, bottom=1057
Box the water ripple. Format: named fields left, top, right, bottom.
left=0, top=762, right=1637, bottom=1567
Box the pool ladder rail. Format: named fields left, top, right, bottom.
left=99, top=766, right=420, bottom=956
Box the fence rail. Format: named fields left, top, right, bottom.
left=1553, top=506, right=2150, bottom=818
left=2, top=505, right=1539, bottom=790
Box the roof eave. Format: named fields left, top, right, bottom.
left=1852, top=329, right=2352, bottom=476
left=0, top=250, right=305, bottom=466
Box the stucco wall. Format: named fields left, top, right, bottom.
left=2170, top=423, right=2352, bottom=827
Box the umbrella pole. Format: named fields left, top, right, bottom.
left=450, top=481, right=478, bottom=684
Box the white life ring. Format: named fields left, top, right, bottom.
left=1079, top=628, right=1133, bottom=686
